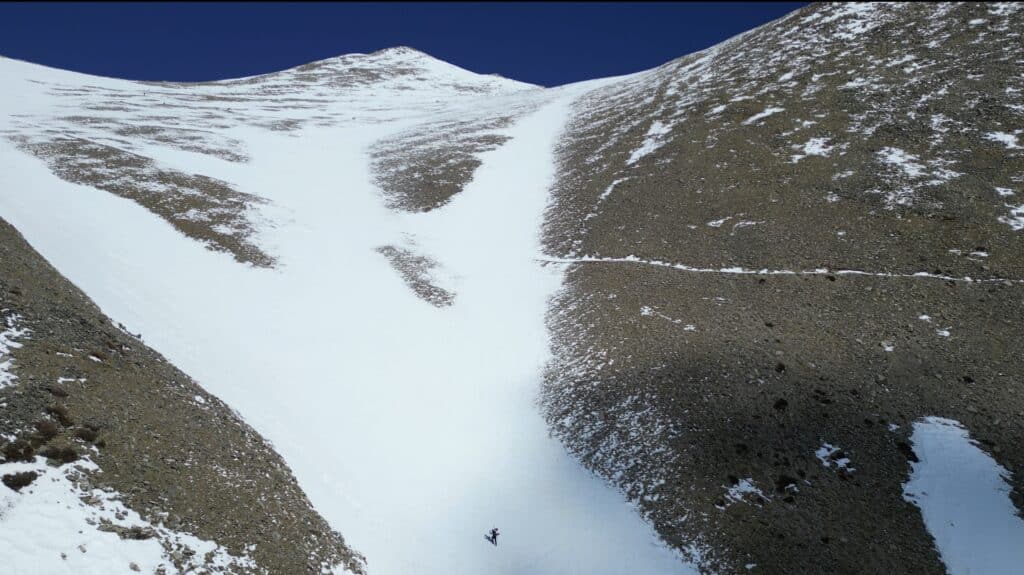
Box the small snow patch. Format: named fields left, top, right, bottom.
left=903, top=417, right=1024, bottom=575
left=999, top=203, right=1024, bottom=230
left=877, top=147, right=926, bottom=178
left=791, top=137, right=833, bottom=163
left=984, top=131, right=1020, bottom=149
left=730, top=220, right=764, bottom=234
left=815, top=443, right=854, bottom=471
left=626, top=121, right=673, bottom=165
left=706, top=104, right=728, bottom=116
left=742, top=107, right=784, bottom=126
left=0, top=313, right=28, bottom=390
left=721, top=478, right=768, bottom=508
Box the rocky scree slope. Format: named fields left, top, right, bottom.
left=541, top=2, right=1024, bottom=574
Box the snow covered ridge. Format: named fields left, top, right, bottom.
left=0, top=457, right=265, bottom=575
left=0, top=46, right=536, bottom=270
left=0, top=310, right=28, bottom=390
left=903, top=417, right=1024, bottom=575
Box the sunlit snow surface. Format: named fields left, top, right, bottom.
left=903, top=417, right=1024, bottom=575
left=0, top=54, right=691, bottom=573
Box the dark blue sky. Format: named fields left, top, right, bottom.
left=0, top=2, right=806, bottom=87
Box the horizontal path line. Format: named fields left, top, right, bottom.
left=537, top=256, right=1024, bottom=284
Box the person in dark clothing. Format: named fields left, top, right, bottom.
left=486, top=527, right=500, bottom=546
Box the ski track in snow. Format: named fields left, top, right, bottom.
left=0, top=59, right=691, bottom=574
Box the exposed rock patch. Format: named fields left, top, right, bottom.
left=8, top=135, right=275, bottom=267
left=377, top=244, right=455, bottom=307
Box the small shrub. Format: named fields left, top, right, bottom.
left=40, top=445, right=79, bottom=464
left=44, top=404, right=74, bottom=427
left=2, top=471, right=38, bottom=492
left=72, top=427, right=98, bottom=442
left=45, top=385, right=69, bottom=398
left=34, top=420, right=60, bottom=441
left=2, top=440, right=35, bottom=462
left=123, top=526, right=157, bottom=540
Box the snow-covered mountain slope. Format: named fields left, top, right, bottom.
left=0, top=46, right=691, bottom=574
left=1, top=3, right=1023, bottom=575
left=0, top=215, right=366, bottom=575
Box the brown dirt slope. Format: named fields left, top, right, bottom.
left=542, top=3, right=1024, bottom=573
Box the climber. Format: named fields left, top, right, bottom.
left=485, top=527, right=500, bottom=546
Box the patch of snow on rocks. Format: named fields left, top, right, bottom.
left=0, top=312, right=28, bottom=390
left=626, top=120, right=673, bottom=165
left=741, top=107, right=784, bottom=126
left=999, top=203, right=1024, bottom=230
left=791, top=137, right=833, bottom=163
left=720, top=478, right=768, bottom=508
left=984, top=131, right=1020, bottom=149
left=815, top=443, right=854, bottom=471
left=877, top=147, right=926, bottom=178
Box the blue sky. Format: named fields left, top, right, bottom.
left=0, top=2, right=806, bottom=86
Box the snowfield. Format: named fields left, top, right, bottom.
left=0, top=53, right=690, bottom=573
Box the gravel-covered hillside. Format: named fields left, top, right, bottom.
left=541, top=2, right=1024, bottom=572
